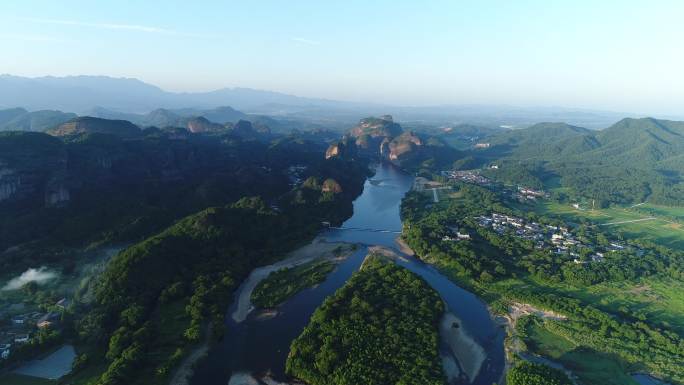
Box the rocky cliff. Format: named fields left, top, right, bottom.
left=186, top=117, right=225, bottom=133
left=0, top=132, right=68, bottom=206
left=327, top=115, right=459, bottom=169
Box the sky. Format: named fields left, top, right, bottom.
left=1, top=0, right=683, bottom=114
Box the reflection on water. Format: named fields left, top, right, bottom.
left=190, top=163, right=504, bottom=385
left=632, top=374, right=672, bottom=385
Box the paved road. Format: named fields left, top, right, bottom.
left=600, top=217, right=656, bottom=226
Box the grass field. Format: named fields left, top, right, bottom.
left=493, top=274, right=684, bottom=337
left=548, top=277, right=684, bottom=335
left=533, top=201, right=684, bottom=250
left=523, top=320, right=638, bottom=385
left=632, top=203, right=684, bottom=221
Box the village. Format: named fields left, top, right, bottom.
left=471, top=212, right=632, bottom=264
left=0, top=298, right=69, bottom=362
left=441, top=170, right=492, bottom=186
left=433, top=167, right=641, bottom=267
left=440, top=169, right=548, bottom=202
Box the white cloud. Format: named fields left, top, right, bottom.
left=2, top=267, right=58, bottom=291
left=18, top=17, right=214, bottom=38
left=20, top=17, right=171, bottom=33
left=0, top=33, right=68, bottom=43
left=291, top=37, right=320, bottom=46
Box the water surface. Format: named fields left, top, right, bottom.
left=13, top=344, right=75, bottom=379
left=191, top=163, right=504, bottom=385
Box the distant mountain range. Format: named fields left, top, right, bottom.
left=0, top=108, right=76, bottom=131
left=0, top=74, right=656, bottom=129
left=84, top=106, right=248, bottom=128
left=0, top=74, right=356, bottom=114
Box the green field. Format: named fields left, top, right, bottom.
left=495, top=275, right=684, bottom=336
left=633, top=203, right=684, bottom=221
left=522, top=319, right=638, bottom=385
left=534, top=201, right=684, bottom=250
left=547, top=277, right=684, bottom=334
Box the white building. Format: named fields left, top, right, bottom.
left=0, top=344, right=10, bottom=360
left=14, top=334, right=29, bottom=344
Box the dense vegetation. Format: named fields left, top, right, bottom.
left=475, top=118, right=684, bottom=206
left=401, top=182, right=684, bottom=383
left=0, top=125, right=366, bottom=257
left=76, top=174, right=366, bottom=385
left=506, top=361, right=572, bottom=385
left=252, top=260, right=336, bottom=308
left=0, top=116, right=371, bottom=384
left=402, top=184, right=684, bottom=287
left=286, top=257, right=445, bottom=385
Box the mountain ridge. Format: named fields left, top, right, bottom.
left=0, top=75, right=648, bottom=128
left=483, top=117, right=684, bottom=205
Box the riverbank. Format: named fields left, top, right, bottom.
left=496, top=302, right=575, bottom=385
left=169, top=325, right=212, bottom=385
left=232, top=239, right=355, bottom=323
left=395, top=236, right=415, bottom=256
left=369, top=245, right=490, bottom=384
left=440, top=312, right=486, bottom=383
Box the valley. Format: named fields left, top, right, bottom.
left=1, top=109, right=684, bottom=385
left=4, top=4, right=684, bottom=385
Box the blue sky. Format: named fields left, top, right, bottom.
left=1, top=1, right=683, bottom=113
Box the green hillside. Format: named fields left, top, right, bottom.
left=482, top=118, right=684, bottom=206
left=0, top=108, right=76, bottom=131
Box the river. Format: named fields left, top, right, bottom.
left=190, top=163, right=505, bottom=385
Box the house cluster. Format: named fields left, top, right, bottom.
left=475, top=213, right=624, bottom=264
left=441, top=170, right=491, bottom=186
left=476, top=213, right=543, bottom=241
left=513, top=186, right=549, bottom=201
left=0, top=298, right=69, bottom=360
left=441, top=226, right=471, bottom=242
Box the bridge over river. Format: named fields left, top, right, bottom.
left=328, top=226, right=402, bottom=234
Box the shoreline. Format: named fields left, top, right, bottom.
left=176, top=240, right=356, bottom=385
left=231, top=238, right=355, bottom=323
left=168, top=325, right=212, bottom=385
left=395, top=236, right=415, bottom=256
left=495, top=302, right=572, bottom=385
left=369, top=245, right=489, bottom=384
left=440, top=312, right=486, bottom=383
left=392, top=237, right=513, bottom=384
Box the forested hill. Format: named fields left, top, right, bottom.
left=0, top=114, right=370, bottom=384
left=78, top=153, right=369, bottom=384
left=286, top=257, right=445, bottom=385
left=594, top=117, right=684, bottom=166
left=481, top=117, right=684, bottom=206
left=0, top=116, right=365, bottom=252
left=0, top=108, right=76, bottom=131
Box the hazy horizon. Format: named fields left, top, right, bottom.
left=2, top=1, right=684, bottom=115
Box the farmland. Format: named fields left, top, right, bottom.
left=533, top=201, right=684, bottom=250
